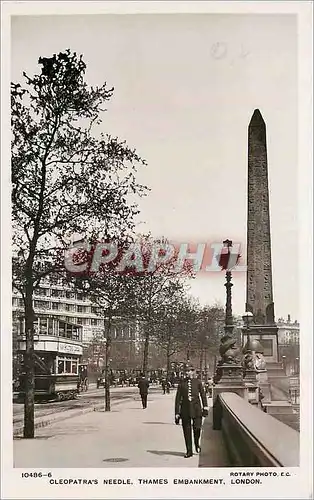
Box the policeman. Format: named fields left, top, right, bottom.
left=175, top=365, right=208, bottom=458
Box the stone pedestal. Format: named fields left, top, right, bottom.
left=212, top=364, right=246, bottom=429
left=216, top=363, right=244, bottom=385
left=243, top=370, right=270, bottom=406
left=243, top=369, right=260, bottom=405
left=256, top=369, right=272, bottom=403
left=242, top=324, right=279, bottom=363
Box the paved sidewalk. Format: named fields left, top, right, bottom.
left=14, top=390, right=210, bottom=468
left=13, top=386, right=142, bottom=436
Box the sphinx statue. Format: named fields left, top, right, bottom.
left=242, top=338, right=266, bottom=373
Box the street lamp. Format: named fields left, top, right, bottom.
left=295, top=357, right=299, bottom=375
left=282, top=355, right=286, bottom=375
left=219, top=239, right=237, bottom=336
left=213, top=240, right=242, bottom=386
left=242, top=311, right=254, bottom=348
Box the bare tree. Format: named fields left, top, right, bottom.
left=127, top=236, right=194, bottom=376
left=152, top=281, right=189, bottom=378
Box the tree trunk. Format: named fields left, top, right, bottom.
left=103, top=313, right=112, bottom=412
left=204, top=348, right=208, bottom=380
left=166, top=341, right=171, bottom=380
left=142, top=281, right=153, bottom=377
left=104, top=338, right=111, bottom=412
left=23, top=283, right=35, bottom=438
left=199, top=347, right=204, bottom=380
left=142, top=324, right=150, bottom=377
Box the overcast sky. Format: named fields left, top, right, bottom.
left=11, top=13, right=298, bottom=320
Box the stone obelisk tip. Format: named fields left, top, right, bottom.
left=249, top=109, right=265, bottom=126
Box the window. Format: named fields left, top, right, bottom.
left=66, top=323, right=73, bottom=338
left=57, top=356, right=79, bottom=374
left=58, top=321, right=66, bottom=337
left=72, top=326, right=79, bottom=341
left=34, top=300, right=49, bottom=310
left=77, top=305, right=83, bottom=313
left=40, top=318, right=48, bottom=335
left=77, top=293, right=83, bottom=301
left=52, top=302, right=59, bottom=311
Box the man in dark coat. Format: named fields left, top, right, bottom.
left=138, top=373, right=149, bottom=409
left=175, top=365, right=208, bottom=458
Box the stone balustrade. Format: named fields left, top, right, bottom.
left=212, top=391, right=299, bottom=467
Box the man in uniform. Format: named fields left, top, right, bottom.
left=137, top=373, right=149, bottom=409
left=175, top=365, right=208, bottom=458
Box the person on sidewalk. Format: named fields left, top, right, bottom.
left=161, top=378, right=167, bottom=394
left=138, top=373, right=149, bottom=409
left=175, top=365, right=209, bottom=458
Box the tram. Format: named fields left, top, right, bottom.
left=16, top=316, right=84, bottom=402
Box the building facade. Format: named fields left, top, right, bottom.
left=12, top=278, right=140, bottom=346
left=277, top=315, right=300, bottom=345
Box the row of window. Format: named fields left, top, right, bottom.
left=14, top=314, right=134, bottom=338
left=34, top=288, right=89, bottom=301
left=14, top=317, right=82, bottom=341
left=13, top=298, right=100, bottom=315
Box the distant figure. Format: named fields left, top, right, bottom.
left=138, top=373, right=149, bottom=409
left=161, top=378, right=167, bottom=394
left=175, top=365, right=208, bottom=458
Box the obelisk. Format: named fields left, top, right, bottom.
left=244, top=109, right=279, bottom=363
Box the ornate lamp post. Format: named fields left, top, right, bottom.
left=212, top=240, right=245, bottom=429
left=222, top=239, right=234, bottom=336
left=213, top=240, right=242, bottom=384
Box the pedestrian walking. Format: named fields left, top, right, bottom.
left=175, top=365, right=208, bottom=458
left=138, top=373, right=149, bottom=409
left=161, top=378, right=166, bottom=394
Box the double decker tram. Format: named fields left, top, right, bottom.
left=17, top=316, right=84, bottom=401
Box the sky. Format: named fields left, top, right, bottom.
left=11, top=13, right=298, bottom=320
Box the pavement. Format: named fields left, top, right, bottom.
left=14, top=390, right=216, bottom=468
left=13, top=385, right=143, bottom=436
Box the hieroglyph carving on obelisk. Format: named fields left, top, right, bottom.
left=246, top=109, right=275, bottom=325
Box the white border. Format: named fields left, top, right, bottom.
left=1, top=2, right=313, bottom=499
